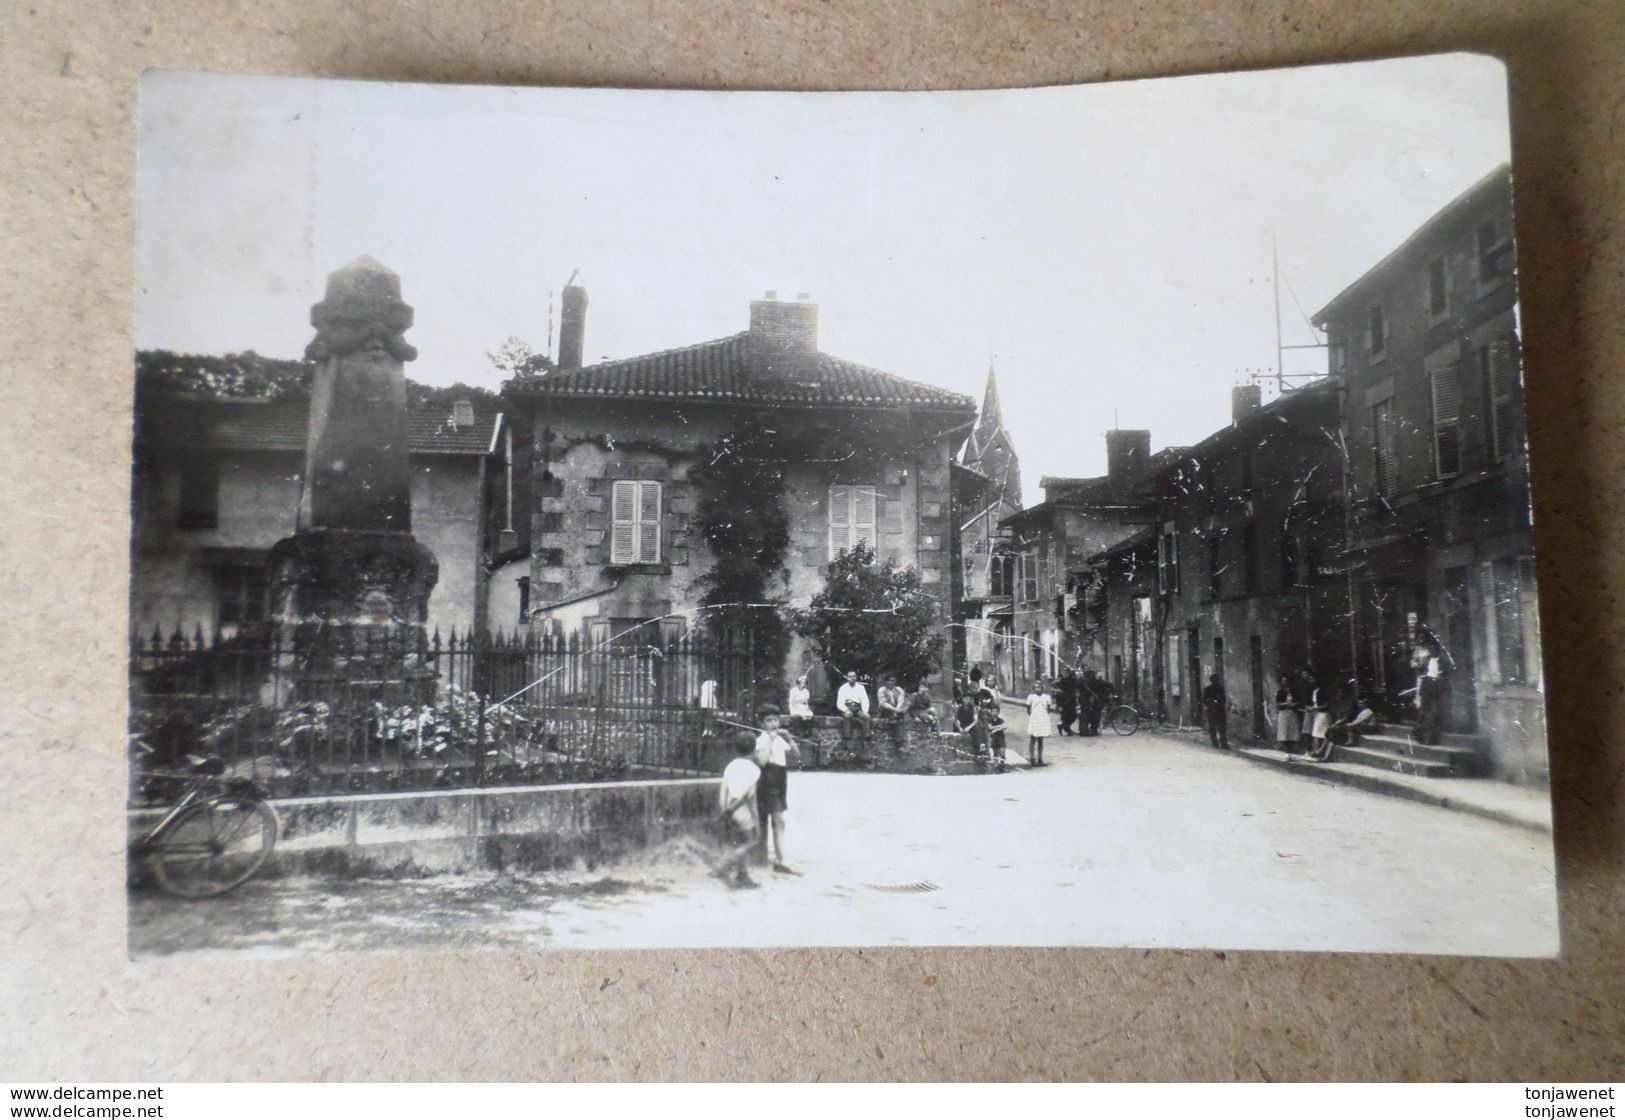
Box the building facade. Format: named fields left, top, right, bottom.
left=130, top=389, right=511, bottom=644
left=1314, top=163, right=1544, bottom=783
left=1000, top=430, right=1155, bottom=696
left=503, top=289, right=977, bottom=696
left=1132, top=383, right=1351, bottom=737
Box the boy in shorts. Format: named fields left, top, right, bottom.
left=753, top=705, right=799, bottom=875
left=717, top=730, right=762, bottom=889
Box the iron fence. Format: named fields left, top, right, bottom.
left=128, top=623, right=760, bottom=802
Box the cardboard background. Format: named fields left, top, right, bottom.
left=2, top=0, right=1621, bottom=1081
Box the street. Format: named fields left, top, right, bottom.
left=129, top=719, right=1557, bottom=959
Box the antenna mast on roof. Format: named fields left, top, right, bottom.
left=546, top=289, right=555, bottom=360
left=1273, top=234, right=1328, bottom=392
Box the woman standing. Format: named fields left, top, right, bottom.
left=1304, top=677, right=1333, bottom=761
left=1273, top=671, right=1302, bottom=754
left=1025, top=678, right=1054, bottom=767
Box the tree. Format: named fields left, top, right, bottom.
left=486, top=337, right=553, bottom=381
left=793, top=542, right=946, bottom=688
left=689, top=413, right=793, bottom=698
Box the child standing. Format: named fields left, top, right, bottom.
left=753, top=705, right=799, bottom=875
left=717, top=731, right=761, bottom=889
left=1025, top=680, right=1054, bottom=766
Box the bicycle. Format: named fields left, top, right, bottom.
left=1105, top=701, right=1142, bottom=736
left=132, top=749, right=280, bottom=899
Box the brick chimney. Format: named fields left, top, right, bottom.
left=1105, top=429, right=1151, bottom=493
left=1231, top=384, right=1262, bottom=426
left=748, top=291, right=818, bottom=375
left=559, top=277, right=588, bottom=370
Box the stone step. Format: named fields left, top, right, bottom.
left=1380, top=721, right=1488, bottom=753
left=1330, top=743, right=1457, bottom=778
left=1356, top=732, right=1482, bottom=770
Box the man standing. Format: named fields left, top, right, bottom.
left=836, top=670, right=872, bottom=746
left=1056, top=667, right=1079, bottom=736
left=1081, top=667, right=1108, bottom=736
left=1202, top=671, right=1229, bottom=751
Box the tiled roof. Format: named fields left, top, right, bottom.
left=507, top=332, right=975, bottom=412
left=149, top=399, right=501, bottom=456
left=1089, top=525, right=1157, bottom=564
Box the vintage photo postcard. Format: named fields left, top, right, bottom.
left=128, top=55, right=1556, bottom=959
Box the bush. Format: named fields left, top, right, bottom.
left=792, top=542, right=945, bottom=688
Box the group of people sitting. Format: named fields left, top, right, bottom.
left=785, top=660, right=937, bottom=750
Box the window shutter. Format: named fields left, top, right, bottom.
left=1432, top=366, right=1461, bottom=477
left=828, top=485, right=850, bottom=557
left=1489, top=340, right=1516, bottom=462
left=611, top=480, right=636, bottom=564
left=1477, top=562, right=1499, bottom=682
left=635, top=481, right=661, bottom=562
left=1372, top=401, right=1397, bottom=496
left=853, top=486, right=876, bottom=551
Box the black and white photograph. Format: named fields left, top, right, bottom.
left=127, top=55, right=1556, bottom=959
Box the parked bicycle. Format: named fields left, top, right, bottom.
left=1105, top=700, right=1143, bottom=736
left=132, top=742, right=280, bottom=898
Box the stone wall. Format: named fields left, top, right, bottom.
left=129, top=778, right=719, bottom=878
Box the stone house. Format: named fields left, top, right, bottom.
left=502, top=288, right=977, bottom=696
left=998, top=430, right=1155, bottom=695
left=1312, top=162, right=1544, bottom=783
left=1124, top=382, right=1350, bottom=737
left=130, top=389, right=513, bottom=644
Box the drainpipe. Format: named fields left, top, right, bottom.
left=1338, top=382, right=1361, bottom=700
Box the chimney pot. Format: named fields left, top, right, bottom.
left=453, top=398, right=475, bottom=426
left=765, top=290, right=777, bottom=300
left=797, top=291, right=810, bottom=301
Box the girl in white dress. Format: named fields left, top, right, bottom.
left=1026, top=680, right=1055, bottom=767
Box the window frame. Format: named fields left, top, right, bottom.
left=1427, top=256, right=1449, bottom=321
left=827, top=484, right=878, bottom=561
left=1481, top=339, right=1517, bottom=464
left=177, top=455, right=221, bottom=530
left=610, top=479, right=663, bottom=565
left=1429, top=362, right=1463, bottom=480
left=1367, top=304, right=1387, bottom=361
left=1371, top=399, right=1397, bottom=497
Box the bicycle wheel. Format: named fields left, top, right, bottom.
left=146, top=796, right=278, bottom=899
left=1108, top=705, right=1140, bottom=736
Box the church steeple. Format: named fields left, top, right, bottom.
left=960, top=363, right=1022, bottom=509
left=974, top=364, right=1004, bottom=445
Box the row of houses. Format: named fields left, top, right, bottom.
left=131, top=287, right=977, bottom=701
left=970, top=164, right=1544, bottom=785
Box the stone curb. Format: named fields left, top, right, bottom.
left=1206, top=738, right=1552, bottom=835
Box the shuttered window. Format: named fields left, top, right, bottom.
left=1483, top=340, right=1517, bottom=463
left=828, top=485, right=877, bottom=559
left=1367, top=305, right=1387, bottom=358
left=1158, top=528, right=1181, bottom=596
left=1371, top=401, right=1397, bottom=496
left=1431, top=365, right=1462, bottom=478
left=610, top=480, right=662, bottom=564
